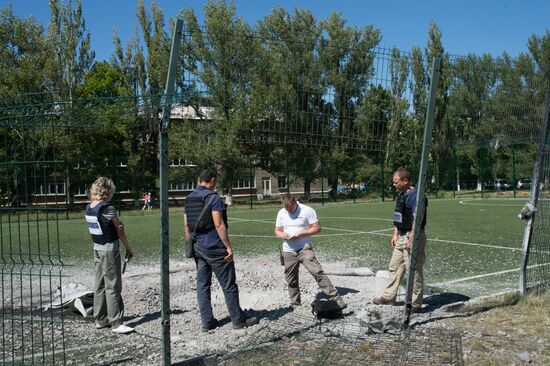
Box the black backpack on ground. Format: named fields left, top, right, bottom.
left=311, top=299, right=343, bottom=319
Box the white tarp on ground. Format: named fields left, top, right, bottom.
left=45, top=282, right=93, bottom=317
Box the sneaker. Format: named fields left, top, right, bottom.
left=233, top=316, right=259, bottom=330
left=335, top=297, right=347, bottom=310
left=95, top=321, right=109, bottom=329
left=112, top=324, right=135, bottom=334
left=372, top=296, right=396, bottom=305
left=202, top=319, right=219, bottom=332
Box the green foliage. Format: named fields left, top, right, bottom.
left=0, top=6, right=49, bottom=100
left=78, top=61, right=130, bottom=97
left=46, top=0, right=95, bottom=100
left=0, top=2, right=547, bottom=197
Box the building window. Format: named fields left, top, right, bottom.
left=170, top=181, right=195, bottom=191
left=48, top=183, right=64, bottom=194
left=170, top=158, right=197, bottom=167
left=278, top=176, right=287, bottom=189
left=233, top=178, right=253, bottom=189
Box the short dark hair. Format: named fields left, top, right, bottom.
left=394, top=168, right=412, bottom=182
left=199, top=168, right=218, bottom=183
left=280, top=192, right=296, bottom=206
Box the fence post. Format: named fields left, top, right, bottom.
left=286, top=154, right=290, bottom=193
left=352, top=154, right=357, bottom=204
left=403, top=55, right=440, bottom=328
left=452, top=145, right=457, bottom=198
left=159, top=18, right=182, bottom=366
left=380, top=158, right=385, bottom=202
left=249, top=156, right=253, bottom=209
left=520, top=87, right=550, bottom=294
left=512, top=143, right=517, bottom=198
left=321, top=158, right=324, bottom=206
left=479, top=143, right=484, bottom=198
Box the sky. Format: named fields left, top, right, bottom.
left=2, top=0, right=549, bottom=62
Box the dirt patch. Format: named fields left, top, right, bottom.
left=435, top=292, right=550, bottom=365
left=11, top=256, right=548, bottom=365
left=56, top=256, right=390, bottom=364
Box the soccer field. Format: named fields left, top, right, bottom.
left=225, top=198, right=528, bottom=298
left=1, top=198, right=528, bottom=299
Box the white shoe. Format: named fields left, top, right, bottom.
left=112, top=324, right=135, bottom=334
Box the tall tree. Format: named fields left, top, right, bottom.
left=527, top=31, right=550, bottom=80
left=46, top=0, right=94, bottom=100
left=256, top=7, right=325, bottom=198
left=174, top=0, right=259, bottom=194
left=384, top=47, right=410, bottom=168
left=320, top=12, right=380, bottom=139
left=0, top=6, right=50, bottom=101
left=110, top=0, right=173, bottom=194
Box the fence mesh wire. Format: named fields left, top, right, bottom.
left=1, top=17, right=549, bottom=365
left=0, top=96, right=159, bottom=364
left=525, top=136, right=550, bottom=291
left=218, top=315, right=463, bottom=366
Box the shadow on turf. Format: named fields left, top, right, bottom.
left=389, top=292, right=470, bottom=312
left=423, top=292, right=471, bottom=311
left=335, top=286, right=360, bottom=296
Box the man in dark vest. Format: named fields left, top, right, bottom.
left=184, top=169, right=258, bottom=331
left=372, top=168, right=427, bottom=312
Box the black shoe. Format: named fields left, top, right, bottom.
left=202, top=319, right=218, bottom=332
left=233, top=316, right=259, bottom=330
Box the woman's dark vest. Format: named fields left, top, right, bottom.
left=393, top=189, right=427, bottom=233
left=85, top=201, right=119, bottom=244
left=186, top=192, right=217, bottom=232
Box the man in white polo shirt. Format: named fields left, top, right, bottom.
left=275, top=193, right=346, bottom=309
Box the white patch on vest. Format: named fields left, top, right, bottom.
left=85, top=215, right=103, bottom=235
left=393, top=212, right=402, bottom=223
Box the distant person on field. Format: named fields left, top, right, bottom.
left=146, top=192, right=153, bottom=210
left=372, top=168, right=427, bottom=312
left=184, top=169, right=258, bottom=331
left=85, top=177, right=135, bottom=334
left=275, top=193, right=347, bottom=309
left=141, top=192, right=150, bottom=211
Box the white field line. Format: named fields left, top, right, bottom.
left=319, top=216, right=393, bottom=222
left=228, top=217, right=522, bottom=251
left=459, top=199, right=525, bottom=207
left=229, top=227, right=395, bottom=238
left=228, top=216, right=393, bottom=223
left=359, top=230, right=522, bottom=252
left=430, top=262, right=550, bottom=287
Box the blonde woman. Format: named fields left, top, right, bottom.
left=85, top=177, right=135, bottom=334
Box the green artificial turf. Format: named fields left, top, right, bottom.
left=0, top=198, right=529, bottom=297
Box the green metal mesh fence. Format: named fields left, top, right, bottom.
left=526, top=149, right=550, bottom=290
left=218, top=316, right=463, bottom=366
left=1, top=17, right=549, bottom=364
left=0, top=96, right=160, bottom=364
left=522, top=92, right=550, bottom=292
